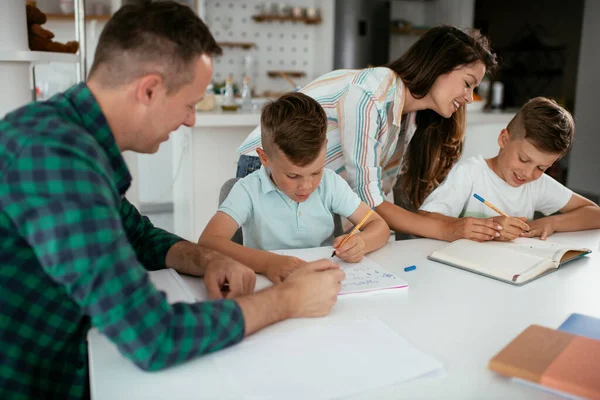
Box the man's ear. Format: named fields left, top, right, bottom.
left=498, top=128, right=510, bottom=148
left=256, top=147, right=270, bottom=168
left=135, top=74, right=164, bottom=106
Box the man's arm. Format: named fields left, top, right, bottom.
left=236, top=260, right=345, bottom=335
left=119, top=197, right=184, bottom=271
left=7, top=144, right=245, bottom=371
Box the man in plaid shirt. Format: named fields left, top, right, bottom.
left=0, top=2, right=344, bottom=399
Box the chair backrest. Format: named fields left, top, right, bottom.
left=219, top=178, right=243, bottom=244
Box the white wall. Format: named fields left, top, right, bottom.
left=568, top=0, right=600, bottom=199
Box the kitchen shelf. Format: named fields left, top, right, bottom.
left=391, top=26, right=429, bottom=36
left=217, top=41, right=256, bottom=50
left=252, top=15, right=321, bottom=25
left=46, top=13, right=111, bottom=21
left=0, top=50, right=78, bottom=64
left=266, top=70, right=306, bottom=79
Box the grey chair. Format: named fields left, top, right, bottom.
left=218, top=177, right=345, bottom=245
left=219, top=178, right=244, bottom=244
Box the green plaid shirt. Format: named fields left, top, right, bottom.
left=0, top=83, right=245, bottom=399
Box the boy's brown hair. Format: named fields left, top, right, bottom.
left=261, top=92, right=327, bottom=166
left=507, top=97, right=575, bottom=156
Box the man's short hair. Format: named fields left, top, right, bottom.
left=88, top=1, right=222, bottom=93
left=507, top=97, right=575, bottom=156
left=261, top=92, right=327, bottom=166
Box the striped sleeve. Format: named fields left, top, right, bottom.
left=338, top=83, right=387, bottom=207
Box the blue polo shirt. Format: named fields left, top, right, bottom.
left=219, top=167, right=362, bottom=250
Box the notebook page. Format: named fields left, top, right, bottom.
left=273, top=247, right=408, bottom=295
left=485, top=238, right=578, bottom=263
left=430, top=240, right=551, bottom=282
left=212, top=318, right=443, bottom=400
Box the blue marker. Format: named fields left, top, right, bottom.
left=404, top=265, right=416, bottom=272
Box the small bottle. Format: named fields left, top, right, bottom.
left=491, top=81, right=504, bottom=110
left=221, top=75, right=238, bottom=111
left=240, top=75, right=253, bottom=112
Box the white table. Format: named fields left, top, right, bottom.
left=89, top=230, right=600, bottom=399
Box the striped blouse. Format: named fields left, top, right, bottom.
left=238, top=67, right=416, bottom=208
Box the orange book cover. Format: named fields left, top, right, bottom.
left=489, top=325, right=600, bottom=399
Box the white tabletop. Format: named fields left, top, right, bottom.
left=89, top=230, right=600, bottom=399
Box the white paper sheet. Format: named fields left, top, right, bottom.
left=274, top=246, right=408, bottom=295
left=213, top=318, right=443, bottom=400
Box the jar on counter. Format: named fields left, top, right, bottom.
left=196, top=83, right=216, bottom=111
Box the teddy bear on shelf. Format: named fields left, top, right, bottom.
left=26, top=4, right=79, bottom=53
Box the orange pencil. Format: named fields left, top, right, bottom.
left=473, top=193, right=509, bottom=217
left=331, top=209, right=374, bottom=257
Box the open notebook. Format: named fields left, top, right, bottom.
left=428, top=238, right=591, bottom=286
left=274, top=246, right=408, bottom=295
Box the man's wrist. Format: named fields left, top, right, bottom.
left=274, top=281, right=297, bottom=319
left=166, top=241, right=228, bottom=276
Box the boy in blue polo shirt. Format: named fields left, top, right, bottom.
left=199, top=92, right=390, bottom=283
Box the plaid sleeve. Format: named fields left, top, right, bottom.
left=3, top=142, right=245, bottom=370
left=119, top=197, right=184, bottom=271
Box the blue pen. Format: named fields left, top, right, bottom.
left=404, top=265, right=416, bottom=272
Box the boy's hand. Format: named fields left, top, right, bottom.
left=448, top=217, right=502, bottom=242
left=491, top=216, right=529, bottom=241
left=204, top=257, right=256, bottom=299
left=521, top=217, right=555, bottom=240
left=264, top=255, right=307, bottom=283
left=332, top=234, right=365, bottom=263
left=282, top=259, right=344, bottom=318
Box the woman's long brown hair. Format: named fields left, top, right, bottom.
left=386, top=26, right=498, bottom=208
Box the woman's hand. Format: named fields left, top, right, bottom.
left=490, top=216, right=529, bottom=241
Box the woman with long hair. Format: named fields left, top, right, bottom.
left=237, top=25, right=499, bottom=241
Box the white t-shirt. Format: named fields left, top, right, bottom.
left=419, top=155, right=573, bottom=220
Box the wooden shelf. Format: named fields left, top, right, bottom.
left=46, top=13, right=111, bottom=21
left=267, top=70, right=306, bottom=79
left=252, top=15, right=321, bottom=25
left=391, top=26, right=429, bottom=36
left=0, top=50, right=78, bottom=64
left=218, top=41, right=256, bottom=50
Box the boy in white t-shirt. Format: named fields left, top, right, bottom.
left=419, top=97, right=600, bottom=241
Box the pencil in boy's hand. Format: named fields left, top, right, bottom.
left=331, top=209, right=375, bottom=257
left=473, top=193, right=509, bottom=217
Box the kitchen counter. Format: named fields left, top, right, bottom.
left=194, top=109, right=261, bottom=127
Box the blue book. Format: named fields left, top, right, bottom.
left=558, top=313, right=600, bottom=341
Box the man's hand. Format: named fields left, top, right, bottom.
left=446, top=217, right=503, bottom=242
left=491, top=216, right=529, bottom=241
left=281, top=259, right=345, bottom=318
left=264, top=254, right=306, bottom=283
left=521, top=217, right=555, bottom=240
left=332, top=234, right=365, bottom=262
left=204, top=257, right=256, bottom=299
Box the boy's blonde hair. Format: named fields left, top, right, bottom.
left=507, top=97, right=574, bottom=156
left=261, top=92, right=327, bottom=166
